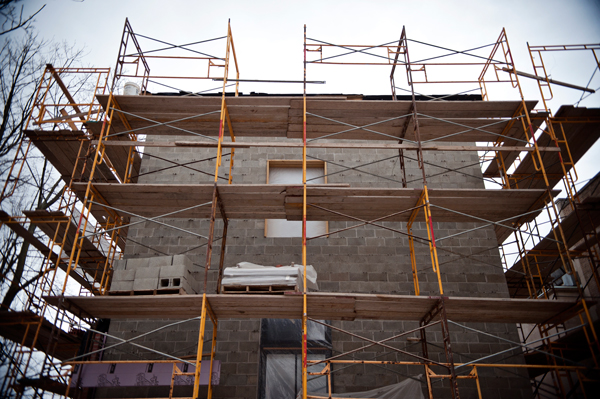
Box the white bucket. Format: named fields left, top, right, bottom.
left=123, top=82, right=141, bottom=96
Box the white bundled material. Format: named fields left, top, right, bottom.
left=221, top=262, right=318, bottom=291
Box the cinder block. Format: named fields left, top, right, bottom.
left=190, top=271, right=202, bottom=282
left=134, top=267, right=160, bottom=279
left=172, top=255, right=192, bottom=268
left=148, top=255, right=173, bottom=268
left=180, top=277, right=197, bottom=294
left=125, top=257, right=151, bottom=270
left=133, top=278, right=158, bottom=291
left=110, top=280, right=134, bottom=292
left=112, top=259, right=127, bottom=271
left=187, top=274, right=201, bottom=292
left=155, top=276, right=195, bottom=294
left=159, top=264, right=188, bottom=278
left=159, top=275, right=184, bottom=291
left=113, top=269, right=135, bottom=282
left=157, top=277, right=173, bottom=289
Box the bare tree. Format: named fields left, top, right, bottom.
left=0, top=6, right=95, bottom=396
left=0, top=0, right=46, bottom=36
left=0, top=32, right=44, bottom=167
left=1, top=157, right=63, bottom=310
left=0, top=30, right=88, bottom=310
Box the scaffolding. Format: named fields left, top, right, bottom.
left=1, top=19, right=599, bottom=399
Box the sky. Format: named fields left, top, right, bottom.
left=14, top=0, right=600, bottom=185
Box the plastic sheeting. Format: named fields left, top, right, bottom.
left=265, top=354, right=327, bottom=399
left=261, top=319, right=331, bottom=348
left=300, top=377, right=425, bottom=399
left=259, top=318, right=332, bottom=399
left=221, top=262, right=318, bottom=291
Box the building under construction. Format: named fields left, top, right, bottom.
left=1, top=19, right=600, bottom=399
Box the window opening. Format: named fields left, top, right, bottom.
left=266, top=160, right=327, bottom=238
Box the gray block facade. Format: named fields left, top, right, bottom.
left=100, top=127, right=531, bottom=398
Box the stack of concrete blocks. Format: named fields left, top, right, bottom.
left=110, top=255, right=200, bottom=294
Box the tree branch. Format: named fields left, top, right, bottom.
left=0, top=3, right=46, bottom=36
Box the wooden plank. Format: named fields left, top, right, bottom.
left=96, top=95, right=350, bottom=114
left=509, top=106, right=600, bottom=189
left=97, top=95, right=298, bottom=113
left=483, top=112, right=548, bottom=177
left=288, top=187, right=556, bottom=224
left=70, top=183, right=555, bottom=224
left=416, top=100, right=537, bottom=117
left=44, top=292, right=579, bottom=324
left=290, top=99, right=536, bottom=117
left=24, top=130, right=119, bottom=184
left=47, top=64, right=83, bottom=116
left=25, top=130, right=82, bottom=179
left=93, top=95, right=541, bottom=142
left=97, top=139, right=560, bottom=152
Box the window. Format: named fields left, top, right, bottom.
left=259, top=319, right=332, bottom=399
left=266, top=160, right=327, bottom=238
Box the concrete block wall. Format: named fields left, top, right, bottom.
left=102, top=126, right=531, bottom=398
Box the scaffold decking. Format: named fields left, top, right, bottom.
left=45, top=292, right=583, bottom=324
left=70, top=182, right=557, bottom=224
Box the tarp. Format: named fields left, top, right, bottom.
left=300, top=377, right=425, bottom=399
left=221, top=262, right=318, bottom=291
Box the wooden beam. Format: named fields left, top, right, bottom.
left=95, top=140, right=560, bottom=152
left=59, top=108, right=78, bottom=131
left=46, top=64, right=84, bottom=117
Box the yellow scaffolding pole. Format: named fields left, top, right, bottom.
left=193, top=294, right=208, bottom=399
left=302, top=23, right=309, bottom=399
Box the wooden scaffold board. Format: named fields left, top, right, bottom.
left=71, top=183, right=557, bottom=241
left=93, top=95, right=538, bottom=143
left=45, top=292, right=582, bottom=325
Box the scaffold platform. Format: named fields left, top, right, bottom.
left=45, top=292, right=582, bottom=325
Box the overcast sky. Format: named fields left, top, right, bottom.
left=15, top=0, right=600, bottom=184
